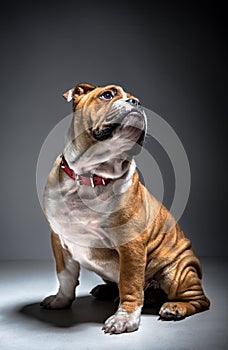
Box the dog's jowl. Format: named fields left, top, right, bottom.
left=41, top=83, right=210, bottom=334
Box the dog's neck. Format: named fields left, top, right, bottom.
left=63, top=136, right=133, bottom=180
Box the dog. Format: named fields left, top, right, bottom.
left=41, top=83, right=210, bottom=334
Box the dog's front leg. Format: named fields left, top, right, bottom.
left=41, top=231, right=80, bottom=309
left=103, top=238, right=146, bottom=334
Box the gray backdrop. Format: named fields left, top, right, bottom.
left=0, top=1, right=227, bottom=259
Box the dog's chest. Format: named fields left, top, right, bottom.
left=64, top=242, right=120, bottom=283
left=44, top=178, right=116, bottom=248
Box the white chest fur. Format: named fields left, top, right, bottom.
left=44, top=158, right=136, bottom=246
left=43, top=158, right=136, bottom=283
left=61, top=240, right=120, bottom=283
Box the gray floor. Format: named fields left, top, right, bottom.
left=0, top=258, right=227, bottom=350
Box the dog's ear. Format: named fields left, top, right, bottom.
left=63, top=83, right=96, bottom=102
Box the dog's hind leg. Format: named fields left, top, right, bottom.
left=90, top=280, right=119, bottom=301
left=41, top=231, right=80, bottom=309
left=159, top=254, right=210, bottom=320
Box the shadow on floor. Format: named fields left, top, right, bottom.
left=19, top=295, right=160, bottom=328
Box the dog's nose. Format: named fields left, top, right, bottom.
left=126, top=98, right=140, bottom=106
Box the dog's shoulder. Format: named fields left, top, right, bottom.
left=45, top=155, right=63, bottom=188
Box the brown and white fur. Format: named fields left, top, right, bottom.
left=41, top=83, right=210, bottom=334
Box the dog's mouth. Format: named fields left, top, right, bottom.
left=92, top=112, right=146, bottom=147
left=92, top=123, right=118, bottom=141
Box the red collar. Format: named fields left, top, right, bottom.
left=60, top=155, right=111, bottom=187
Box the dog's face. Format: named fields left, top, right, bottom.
left=63, top=83, right=146, bottom=156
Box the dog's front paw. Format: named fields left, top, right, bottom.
left=102, top=306, right=141, bottom=334
left=40, top=294, right=73, bottom=309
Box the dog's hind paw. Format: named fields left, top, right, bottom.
left=90, top=283, right=119, bottom=301
left=159, top=302, right=186, bottom=320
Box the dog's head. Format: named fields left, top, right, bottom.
left=63, top=83, right=146, bottom=157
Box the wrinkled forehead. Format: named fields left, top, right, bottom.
left=94, top=85, right=129, bottom=98
left=91, top=84, right=132, bottom=99
left=89, top=84, right=139, bottom=101
left=74, top=84, right=140, bottom=111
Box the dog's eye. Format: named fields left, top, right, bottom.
left=99, top=90, right=115, bottom=101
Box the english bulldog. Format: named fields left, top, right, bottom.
left=41, top=83, right=210, bottom=334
